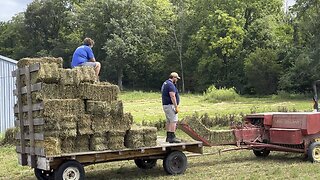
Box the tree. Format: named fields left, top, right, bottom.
left=244, top=48, right=281, bottom=94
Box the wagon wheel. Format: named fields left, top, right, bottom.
left=34, top=168, right=54, bottom=180
left=134, top=159, right=157, bottom=169
left=253, top=149, right=270, bottom=157
left=54, top=160, right=85, bottom=180
left=308, top=142, right=320, bottom=162
left=163, top=151, right=187, bottom=175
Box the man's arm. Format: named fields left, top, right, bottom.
left=169, top=91, right=178, bottom=113
left=89, top=57, right=96, bottom=62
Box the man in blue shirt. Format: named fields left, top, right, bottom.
left=161, top=72, right=181, bottom=143
left=71, top=38, right=101, bottom=80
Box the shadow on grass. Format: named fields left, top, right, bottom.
left=188, top=151, right=307, bottom=169
left=85, top=165, right=168, bottom=180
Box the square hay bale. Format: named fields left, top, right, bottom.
left=91, top=116, right=110, bottom=134
left=78, top=83, right=119, bottom=102
left=59, top=69, right=74, bottom=85
left=77, top=114, right=93, bottom=135
left=111, top=113, right=133, bottom=131
left=85, top=101, right=112, bottom=117
left=181, top=115, right=236, bottom=145
left=17, top=57, right=63, bottom=68
left=61, top=137, right=76, bottom=153
left=76, top=135, right=90, bottom=152
left=90, top=133, right=107, bottom=151
left=39, top=99, right=85, bottom=118
left=72, top=66, right=96, bottom=85
left=180, top=115, right=211, bottom=140
left=21, top=84, right=79, bottom=104
left=19, top=63, right=61, bottom=86
left=110, top=101, right=124, bottom=119
left=106, top=130, right=125, bottom=150
left=125, top=125, right=157, bottom=148
left=209, top=130, right=235, bottom=145
left=59, top=116, right=77, bottom=138
left=34, top=125, right=60, bottom=137
left=35, top=137, right=61, bottom=156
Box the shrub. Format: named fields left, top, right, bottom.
left=203, top=85, right=239, bottom=103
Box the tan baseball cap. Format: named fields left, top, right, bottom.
left=170, top=72, right=181, bottom=79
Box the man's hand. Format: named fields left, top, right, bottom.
left=175, top=106, right=179, bottom=114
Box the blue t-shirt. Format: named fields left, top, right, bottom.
left=161, top=79, right=180, bottom=105
left=71, top=45, right=95, bottom=68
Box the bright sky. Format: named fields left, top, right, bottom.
left=0, top=0, right=33, bottom=22
left=0, top=0, right=297, bottom=22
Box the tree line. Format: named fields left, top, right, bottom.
left=1, top=0, right=319, bottom=95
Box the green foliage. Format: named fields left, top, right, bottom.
left=244, top=48, right=281, bottom=95
left=203, top=85, right=239, bottom=103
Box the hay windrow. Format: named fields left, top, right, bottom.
left=17, top=57, right=63, bottom=68
left=181, top=115, right=235, bottom=145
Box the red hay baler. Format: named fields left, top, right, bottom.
left=179, top=112, right=320, bottom=162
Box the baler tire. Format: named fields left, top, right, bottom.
left=253, top=149, right=270, bottom=157
left=163, top=151, right=187, bottom=175
left=134, top=159, right=157, bottom=169
left=34, top=168, right=54, bottom=180
left=54, top=160, right=85, bottom=180
left=308, top=142, right=320, bottom=163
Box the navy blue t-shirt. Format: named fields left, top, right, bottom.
left=161, top=80, right=180, bottom=105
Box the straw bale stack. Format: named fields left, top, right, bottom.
left=181, top=115, right=235, bottom=145
left=125, top=125, right=157, bottom=148
left=15, top=57, right=157, bottom=156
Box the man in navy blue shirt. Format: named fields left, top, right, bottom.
left=71, top=38, right=101, bottom=80
left=161, top=72, right=181, bottom=143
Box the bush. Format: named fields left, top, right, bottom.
left=203, top=85, right=239, bottom=103
left=1, top=128, right=18, bottom=146
left=271, top=90, right=309, bottom=100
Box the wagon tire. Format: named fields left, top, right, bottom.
left=163, top=151, right=187, bottom=175
left=308, top=142, right=320, bottom=162
left=253, top=149, right=270, bottom=157
left=134, top=159, right=157, bottom=169
left=54, top=160, right=85, bottom=180
left=34, top=168, right=54, bottom=180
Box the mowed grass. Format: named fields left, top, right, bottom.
left=120, top=91, right=312, bottom=124
left=0, top=91, right=318, bottom=179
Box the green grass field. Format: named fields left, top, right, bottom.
left=0, top=91, right=318, bottom=179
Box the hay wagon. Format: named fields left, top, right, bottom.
left=12, top=61, right=203, bottom=180
left=27, top=139, right=202, bottom=179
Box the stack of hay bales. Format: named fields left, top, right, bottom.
left=15, top=57, right=157, bottom=156
left=181, top=115, right=235, bottom=145
left=125, top=125, right=157, bottom=148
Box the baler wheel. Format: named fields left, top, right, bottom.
left=253, top=149, right=270, bottom=157
left=308, top=142, right=320, bottom=162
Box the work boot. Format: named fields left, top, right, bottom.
left=171, top=132, right=181, bottom=143
left=166, top=132, right=170, bottom=142
left=167, top=132, right=181, bottom=143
